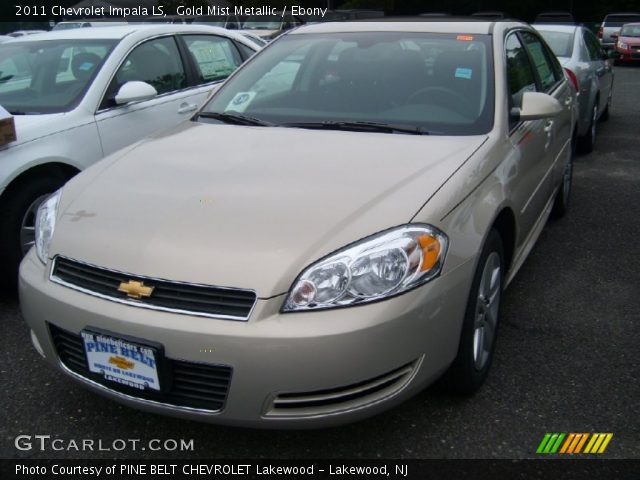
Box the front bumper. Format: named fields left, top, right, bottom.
left=19, top=250, right=473, bottom=428
left=615, top=48, right=640, bottom=61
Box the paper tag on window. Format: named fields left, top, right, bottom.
left=455, top=67, right=472, bottom=80
left=226, top=92, right=256, bottom=112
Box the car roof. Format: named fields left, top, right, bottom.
left=292, top=20, right=526, bottom=35
left=8, top=24, right=241, bottom=42
left=533, top=24, right=579, bottom=33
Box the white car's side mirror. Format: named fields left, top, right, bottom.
left=514, top=91, right=563, bottom=121
left=115, top=81, right=158, bottom=105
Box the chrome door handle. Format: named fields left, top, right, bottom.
left=564, top=97, right=572, bottom=105
left=544, top=120, right=554, bottom=133
left=178, top=103, right=198, bottom=114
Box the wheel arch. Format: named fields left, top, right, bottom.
left=0, top=162, right=80, bottom=202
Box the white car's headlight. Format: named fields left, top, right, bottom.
left=283, top=224, right=448, bottom=312
left=35, top=190, right=61, bottom=264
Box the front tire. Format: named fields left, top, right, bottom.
left=445, top=229, right=504, bottom=394
left=0, top=176, right=66, bottom=289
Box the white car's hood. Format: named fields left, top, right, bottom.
left=7, top=113, right=68, bottom=147
left=54, top=122, right=486, bottom=297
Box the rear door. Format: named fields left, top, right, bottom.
left=583, top=29, right=613, bottom=115
left=520, top=31, right=573, bottom=188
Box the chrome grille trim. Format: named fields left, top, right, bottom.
left=49, top=255, right=257, bottom=321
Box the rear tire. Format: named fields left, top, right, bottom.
left=577, top=102, right=598, bottom=154
left=445, top=229, right=504, bottom=395
left=0, top=176, right=66, bottom=289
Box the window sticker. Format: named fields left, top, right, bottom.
left=79, top=62, right=94, bottom=71
left=226, top=91, right=256, bottom=112
left=455, top=67, right=473, bottom=79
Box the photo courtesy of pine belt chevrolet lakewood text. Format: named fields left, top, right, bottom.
left=20, top=20, right=578, bottom=428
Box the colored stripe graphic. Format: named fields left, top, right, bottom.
left=538, top=433, right=613, bottom=454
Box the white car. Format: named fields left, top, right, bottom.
left=0, top=25, right=259, bottom=285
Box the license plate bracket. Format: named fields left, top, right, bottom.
left=81, top=329, right=165, bottom=392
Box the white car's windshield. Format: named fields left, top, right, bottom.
left=202, top=32, right=495, bottom=135
left=0, top=39, right=116, bottom=114
left=242, top=17, right=282, bottom=30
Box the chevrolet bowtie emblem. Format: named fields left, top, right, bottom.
left=118, top=280, right=154, bottom=299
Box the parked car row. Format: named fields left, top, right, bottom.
left=15, top=19, right=587, bottom=428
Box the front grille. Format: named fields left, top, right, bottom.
left=50, top=323, right=232, bottom=412
left=51, top=256, right=257, bottom=320
left=267, top=360, right=418, bottom=417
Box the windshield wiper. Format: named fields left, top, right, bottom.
left=196, top=111, right=273, bottom=127
left=283, top=121, right=429, bottom=135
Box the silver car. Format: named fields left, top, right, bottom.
left=535, top=24, right=614, bottom=153
left=20, top=21, right=577, bottom=428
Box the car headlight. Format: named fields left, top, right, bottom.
left=35, top=190, right=61, bottom=264
left=283, top=224, right=448, bottom=312
left=618, top=41, right=628, bottom=49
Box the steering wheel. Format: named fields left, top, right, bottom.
left=408, top=86, right=461, bottom=104
left=407, top=86, right=474, bottom=117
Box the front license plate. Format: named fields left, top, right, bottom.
left=81, top=331, right=161, bottom=391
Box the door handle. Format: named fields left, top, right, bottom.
left=543, top=120, right=554, bottom=133
left=564, top=96, right=572, bottom=106
left=178, top=103, right=198, bottom=114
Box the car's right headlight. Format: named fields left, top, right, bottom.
left=35, top=190, right=61, bottom=264
left=282, top=224, right=448, bottom=312
left=617, top=41, right=628, bottom=49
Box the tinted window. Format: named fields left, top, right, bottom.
left=604, top=15, right=640, bottom=27
left=505, top=33, right=537, bottom=112
left=202, top=32, right=495, bottom=135
left=521, top=32, right=561, bottom=92
left=182, top=35, right=243, bottom=83
left=0, top=39, right=115, bottom=114
left=537, top=30, right=575, bottom=57
left=620, top=24, right=640, bottom=36
left=109, top=36, right=185, bottom=101
left=583, top=31, right=603, bottom=61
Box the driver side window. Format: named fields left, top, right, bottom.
left=505, top=32, right=537, bottom=125
left=100, top=36, right=186, bottom=109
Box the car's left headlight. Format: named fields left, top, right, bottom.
left=618, top=41, right=628, bottom=50
left=35, top=190, right=61, bottom=264
left=282, top=224, right=448, bottom=312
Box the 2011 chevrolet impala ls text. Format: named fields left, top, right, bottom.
left=19, top=20, right=577, bottom=428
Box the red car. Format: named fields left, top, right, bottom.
left=614, top=22, right=640, bottom=63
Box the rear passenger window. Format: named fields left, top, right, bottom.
left=183, top=35, right=243, bottom=84
left=520, top=32, right=561, bottom=92
left=505, top=33, right=536, bottom=111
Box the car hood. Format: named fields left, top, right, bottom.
left=5, top=113, right=68, bottom=147
left=53, top=123, right=486, bottom=297
left=619, top=36, right=640, bottom=45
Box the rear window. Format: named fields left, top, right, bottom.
left=604, top=14, right=640, bottom=27
left=537, top=30, right=575, bottom=57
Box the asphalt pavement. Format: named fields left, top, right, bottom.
left=1, top=66, right=638, bottom=460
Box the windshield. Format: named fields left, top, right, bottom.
left=201, top=32, right=494, bottom=135
left=0, top=39, right=116, bottom=114
left=538, top=30, right=574, bottom=57
left=620, top=24, right=640, bottom=37
left=242, top=17, right=282, bottom=29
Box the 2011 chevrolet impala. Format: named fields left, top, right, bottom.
left=20, top=20, right=577, bottom=428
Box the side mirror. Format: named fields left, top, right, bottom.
left=114, top=81, right=157, bottom=105
left=513, top=92, right=563, bottom=122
